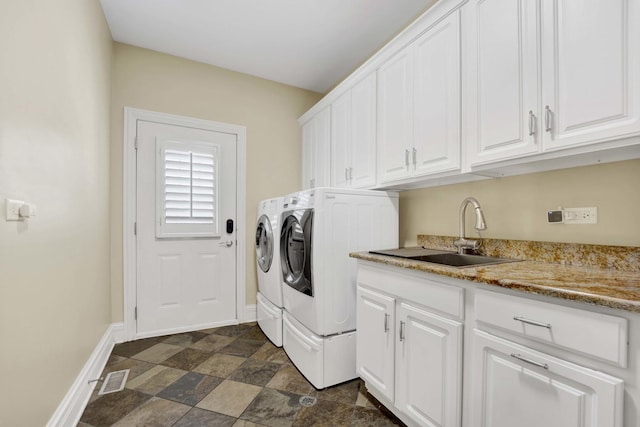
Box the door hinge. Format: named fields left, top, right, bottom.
left=134, top=136, right=138, bottom=150
left=134, top=222, right=137, bottom=235
left=134, top=306, right=138, bottom=320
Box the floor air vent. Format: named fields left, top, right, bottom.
left=98, top=369, right=130, bottom=395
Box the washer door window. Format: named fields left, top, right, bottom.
left=255, top=214, right=273, bottom=273
left=280, top=209, right=313, bottom=296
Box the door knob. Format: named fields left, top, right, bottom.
left=220, top=240, right=233, bottom=247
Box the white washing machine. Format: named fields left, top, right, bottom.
left=255, top=197, right=284, bottom=346
left=279, top=188, right=398, bottom=388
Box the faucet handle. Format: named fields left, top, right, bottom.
left=453, top=237, right=482, bottom=255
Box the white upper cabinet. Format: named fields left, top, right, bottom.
left=540, top=0, right=640, bottom=151
left=413, top=11, right=462, bottom=177
left=463, top=0, right=540, bottom=166
left=330, top=73, right=377, bottom=189
left=378, top=10, right=462, bottom=185
left=301, top=107, right=331, bottom=190
left=464, top=0, right=640, bottom=167
left=377, top=46, right=414, bottom=183
left=301, top=0, right=640, bottom=190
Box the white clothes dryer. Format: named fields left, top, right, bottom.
left=255, top=197, right=284, bottom=346
left=279, top=188, right=398, bottom=388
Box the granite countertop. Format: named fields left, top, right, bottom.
left=351, top=236, right=640, bottom=314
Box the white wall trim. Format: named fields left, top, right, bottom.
left=47, top=323, right=124, bottom=427
left=244, top=304, right=257, bottom=322
left=123, top=107, right=247, bottom=341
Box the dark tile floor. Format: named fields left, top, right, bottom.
left=79, top=323, right=405, bottom=426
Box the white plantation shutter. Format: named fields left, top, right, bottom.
left=156, top=140, right=220, bottom=237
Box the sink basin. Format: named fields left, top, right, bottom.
left=369, top=247, right=520, bottom=268
left=408, top=253, right=519, bottom=268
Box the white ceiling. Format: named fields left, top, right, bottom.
left=99, top=0, right=436, bottom=93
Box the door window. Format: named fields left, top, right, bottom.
left=156, top=140, right=219, bottom=238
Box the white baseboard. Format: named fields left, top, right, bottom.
left=244, top=304, right=257, bottom=322
left=47, top=322, right=124, bottom=427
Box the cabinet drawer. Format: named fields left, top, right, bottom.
left=471, top=330, right=624, bottom=427
left=475, top=290, right=628, bottom=367
left=358, top=263, right=464, bottom=319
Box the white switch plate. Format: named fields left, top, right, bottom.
left=5, top=198, right=24, bottom=221
left=564, top=207, right=598, bottom=224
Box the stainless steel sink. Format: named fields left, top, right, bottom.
left=369, top=247, right=519, bottom=268
left=407, top=253, right=519, bottom=267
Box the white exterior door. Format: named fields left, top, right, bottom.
left=136, top=120, right=237, bottom=336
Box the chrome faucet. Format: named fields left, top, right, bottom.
left=453, top=197, right=487, bottom=254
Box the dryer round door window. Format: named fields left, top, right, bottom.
left=255, top=214, right=273, bottom=273
left=280, top=209, right=313, bottom=297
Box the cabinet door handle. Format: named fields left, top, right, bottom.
left=345, top=168, right=349, bottom=182
left=349, top=167, right=353, bottom=182
left=412, top=147, right=417, bottom=167
left=528, top=110, right=536, bottom=136
left=399, top=320, right=405, bottom=341
left=405, top=149, right=410, bottom=167
left=511, top=353, right=549, bottom=370
left=545, top=105, right=552, bottom=132
left=384, top=313, right=390, bottom=332
left=513, top=316, right=552, bottom=329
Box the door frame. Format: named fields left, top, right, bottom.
left=123, top=107, right=247, bottom=341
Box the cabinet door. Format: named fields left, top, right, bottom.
left=413, top=11, right=461, bottom=177
left=463, top=0, right=540, bottom=166
left=301, top=120, right=315, bottom=190
left=350, top=73, right=377, bottom=188
left=331, top=91, right=351, bottom=188
left=377, top=47, right=413, bottom=184
left=356, top=286, right=395, bottom=402
left=471, top=330, right=624, bottom=427
left=395, top=302, right=463, bottom=427
left=313, top=107, right=331, bottom=188
left=540, top=0, right=640, bottom=151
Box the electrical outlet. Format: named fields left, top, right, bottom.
left=564, top=207, right=597, bottom=224
left=5, top=199, right=24, bottom=221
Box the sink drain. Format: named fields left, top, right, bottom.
left=299, top=396, right=317, bottom=407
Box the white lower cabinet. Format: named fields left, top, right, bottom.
left=471, top=330, right=624, bottom=427
left=395, top=302, right=463, bottom=427
left=356, top=262, right=630, bottom=427
left=356, top=264, right=463, bottom=427
left=357, top=286, right=396, bottom=401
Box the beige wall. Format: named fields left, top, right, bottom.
left=0, top=0, right=112, bottom=425
left=400, top=159, right=640, bottom=248
left=110, top=43, right=322, bottom=321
